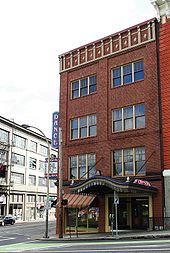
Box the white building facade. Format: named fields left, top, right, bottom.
left=0, top=116, right=57, bottom=221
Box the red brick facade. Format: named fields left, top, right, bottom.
left=58, top=19, right=164, bottom=233
left=159, top=18, right=170, bottom=170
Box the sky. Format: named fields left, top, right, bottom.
left=0, top=0, right=157, bottom=138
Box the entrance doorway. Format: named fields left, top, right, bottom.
left=132, top=197, right=149, bottom=229
left=108, top=196, right=149, bottom=230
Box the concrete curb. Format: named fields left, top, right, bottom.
left=35, top=231, right=170, bottom=242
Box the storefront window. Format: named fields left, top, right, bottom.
left=66, top=207, right=99, bottom=232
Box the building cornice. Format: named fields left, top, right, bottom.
left=59, top=18, right=156, bottom=73
left=151, top=0, right=170, bottom=23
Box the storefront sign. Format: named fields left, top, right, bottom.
left=133, top=179, right=151, bottom=187
left=51, top=111, right=59, bottom=149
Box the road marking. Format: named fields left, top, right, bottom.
left=0, top=242, right=68, bottom=252
left=0, top=237, right=15, bottom=242
left=1, top=239, right=170, bottom=252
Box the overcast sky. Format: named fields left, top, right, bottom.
left=0, top=0, right=157, bottom=138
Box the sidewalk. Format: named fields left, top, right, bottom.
left=39, top=229, right=170, bottom=241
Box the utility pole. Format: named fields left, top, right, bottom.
left=58, top=127, right=63, bottom=238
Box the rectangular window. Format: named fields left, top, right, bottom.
left=0, top=129, right=9, bottom=144
left=134, top=60, right=144, bottom=81
left=72, top=81, right=79, bottom=99
left=29, top=175, right=36, bottom=186
left=39, top=160, right=46, bottom=172
left=29, top=157, right=37, bottom=170
left=50, top=180, right=56, bottom=188
left=69, top=154, right=96, bottom=180
left=124, top=106, right=133, bottom=130
left=135, top=104, right=145, bottom=128
left=71, top=118, right=78, bottom=140
left=38, top=177, right=47, bottom=187
left=27, top=195, right=36, bottom=202
left=11, top=172, right=24, bottom=184
left=70, top=156, right=78, bottom=179
left=30, top=140, right=37, bottom=152
left=124, top=148, right=133, bottom=175
left=112, top=103, right=145, bottom=132
left=113, top=109, right=122, bottom=132
left=112, top=60, right=144, bottom=87
left=88, top=115, right=97, bottom=136
left=39, top=145, right=48, bottom=156
left=113, top=150, right=122, bottom=176
left=79, top=155, right=86, bottom=179
left=113, top=67, right=121, bottom=87
left=89, top=76, right=97, bottom=93
left=135, top=147, right=145, bottom=175
left=80, top=117, right=87, bottom=138
left=0, top=150, right=7, bottom=164
left=71, top=75, right=96, bottom=99
left=123, top=64, right=132, bottom=84
left=80, top=78, right=88, bottom=97
left=88, top=154, right=96, bottom=177
left=12, top=153, right=25, bottom=166
left=13, top=134, right=26, bottom=149
left=113, top=147, right=145, bottom=176
left=71, top=115, right=97, bottom=140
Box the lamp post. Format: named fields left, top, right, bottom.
left=21, top=124, right=50, bottom=238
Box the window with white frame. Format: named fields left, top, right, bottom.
left=13, top=134, right=26, bottom=149
left=69, top=153, right=96, bottom=180
left=27, top=195, right=36, bottom=202
left=39, top=145, right=48, bottom=156
left=50, top=180, right=56, bottom=188
left=11, top=172, right=24, bottom=184
left=12, top=153, right=25, bottom=166
left=113, top=147, right=145, bottom=176
left=30, top=140, right=37, bottom=152
left=38, top=176, right=47, bottom=187
left=39, top=160, right=46, bottom=172
left=29, top=157, right=37, bottom=170
left=71, top=114, right=96, bottom=140
left=112, top=60, right=144, bottom=87
left=0, top=129, right=9, bottom=144
left=29, top=175, right=36, bottom=186
left=112, top=103, right=145, bottom=132
left=0, top=150, right=7, bottom=164
left=71, top=75, right=96, bottom=99
left=38, top=195, right=45, bottom=203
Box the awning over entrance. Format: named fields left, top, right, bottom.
left=69, top=176, right=158, bottom=195
left=62, top=193, right=95, bottom=208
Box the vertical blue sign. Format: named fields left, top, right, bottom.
left=52, top=112, right=59, bottom=149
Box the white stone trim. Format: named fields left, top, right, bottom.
left=151, top=0, right=170, bottom=23
left=163, top=169, right=170, bottom=176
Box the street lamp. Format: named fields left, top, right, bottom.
left=21, top=124, right=51, bottom=238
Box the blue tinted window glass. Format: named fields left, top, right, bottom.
left=135, top=71, right=144, bottom=81
left=80, top=117, right=87, bottom=127
left=113, top=67, right=121, bottom=87
left=72, top=119, right=78, bottom=129
left=123, top=64, right=132, bottom=84
left=72, top=81, right=79, bottom=98
left=72, top=90, right=79, bottom=98
left=80, top=79, right=88, bottom=96
left=134, top=61, right=144, bottom=81
left=113, top=150, right=122, bottom=176
left=89, top=76, right=97, bottom=94
left=135, top=104, right=145, bottom=116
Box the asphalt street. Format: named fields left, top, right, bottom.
left=1, top=221, right=170, bottom=252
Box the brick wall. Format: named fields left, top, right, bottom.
left=159, top=18, right=170, bottom=170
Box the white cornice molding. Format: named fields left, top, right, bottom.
left=151, top=0, right=170, bottom=23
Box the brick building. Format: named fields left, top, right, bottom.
left=57, top=0, right=170, bottom=234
